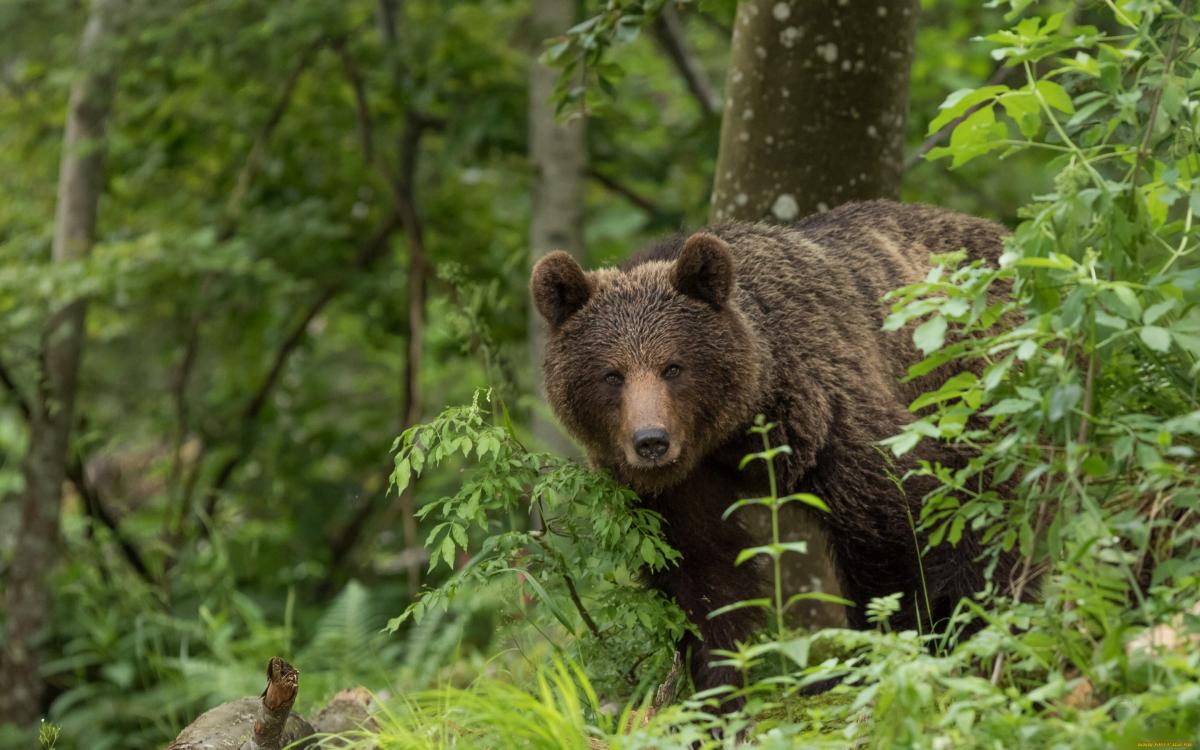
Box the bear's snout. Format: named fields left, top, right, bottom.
left=633, top=427, right=670, bottom=460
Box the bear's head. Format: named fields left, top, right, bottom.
left=531, top=232, right=767, bottom=495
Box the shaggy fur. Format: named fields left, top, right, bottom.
left=531, top=200, right=1016, bottom=711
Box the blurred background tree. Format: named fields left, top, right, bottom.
left=0, top=0, right=1047, bottom=746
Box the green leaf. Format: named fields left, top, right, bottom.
left=928, top=85, right=1009, bottom=134
left=783, top=592, right=856, bottom=612
left=721, top=496, right=772, bottom=520
left=913, top=315, right=948, bottom=354
left=708, top=599, right=772, bottom=619
left=1048, top=383, right=1082, bottom=422
left=999, top=90, right=1041, bottom=137
left=779, top=493, right=830, bottom=513
left=1036, top=79, right=1075, bottom=114
left=947, top=515, right=966, bottom=546
left=1139, top=326, right=1171, bottom=352
left=391, top=456, right=412, bottom=494
left=734, top=544, right=780, bottom=565
left=937, top=104, right=1008, bottom=168
left=1112, top=285, right=1142, bottom=319
left=1143, top=299, right=1175, bottom=325
left=984, top=398, right=1037, bottom=416
left=640, top=537, right=656, bottom=565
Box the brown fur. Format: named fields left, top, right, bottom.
left=531, top=200, right=1017, bottom=711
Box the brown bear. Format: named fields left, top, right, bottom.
left=530, top=200, right=1016, bottom=710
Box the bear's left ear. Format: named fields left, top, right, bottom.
left=672, top=232, right=733, bottom=309
left=531, top=251, right=592, bottom=329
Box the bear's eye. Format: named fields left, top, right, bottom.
left=604, top=371, right=624, bottom=386
left=662, top=364, right=682, bottom=380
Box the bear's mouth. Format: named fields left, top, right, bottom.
left=622, top=444, right=683, bottom=473
left=615, top=451, right=693, bottom=494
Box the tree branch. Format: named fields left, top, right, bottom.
left=6, top=341, right=153, bottom=585
left=220, top=34, right=327, bottom=238
left=652, top=4, right=721, bottom=117
left=588, top=167, right=666, bottom=217
left=333, top=37, right=377, bottom=171
left=170, top=35, right=328, bottom=532
left=66, top=456, right=155, bottom=584
left=196, top=212, right=403, bottom=527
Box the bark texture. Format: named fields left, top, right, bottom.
left=708, top=0, right=919, bottom=629
left=711, top=0, right=919, bottom=222
left=0, top=0, right=125, bottom=725
left=528, top=0, right=587, bottom=452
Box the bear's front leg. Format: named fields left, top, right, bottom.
left=651, top=563, right=758, bottom=716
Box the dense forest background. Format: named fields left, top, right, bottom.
left=2, top=1, right=1198, bottom=748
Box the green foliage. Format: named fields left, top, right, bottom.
left=387, top=389, right=688, bottom=699
left=4, top=0, right=1198, bottom=747
left=37, top=721, right=61, bottom=750
left=353, top=1, right=1200, bottom=747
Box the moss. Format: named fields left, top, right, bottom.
left=752, top=687, right=857, bottom=741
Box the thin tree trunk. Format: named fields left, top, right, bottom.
left=528, top=0, right=586, bottom=452
left=709, top=0, right=919, bottom=628
left=0, top=0, right=125, bottom=725
left=376, top=0, right=428, bottom=595
left=711, top=0, right=918, bottom=222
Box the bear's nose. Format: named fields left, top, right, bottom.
left=633, top=428, right=670, bottom=460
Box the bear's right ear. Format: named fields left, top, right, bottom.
left=531, top=251, right=592, bottom=329
left=672, top=232, right=733, bottom=309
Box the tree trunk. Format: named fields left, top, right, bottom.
left=0, top=0, right=125, bottom=725
left=711, top=0, right=918, bottom=222
left=377, top=0, right=429, bottom=596
left=528, top=0, right=586, bottom=452
left=709, top=0, right=919, bottom=628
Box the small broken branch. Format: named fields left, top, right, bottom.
left=247, top=657, right=302, bottom=750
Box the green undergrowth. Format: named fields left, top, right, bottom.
left=344, top=1, right=1200, bottom=747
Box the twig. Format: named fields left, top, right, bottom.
left=652, top=4, right=721, bottom=117
left=1131, top=3, right=1188, bottom=184
left=588, top=167, right=666, bottom=217
left=990, top=495, right=1051, bottom=685
left=563, top=571, right=603, bottom=639
left=1077, top=351, right=1098, bottom=446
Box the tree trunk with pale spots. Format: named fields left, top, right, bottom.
left=0, top=0, right=125, bottom=726
left=709, top=0, right=919, bottom=628
left=711, top=0, right=918, bottom=223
